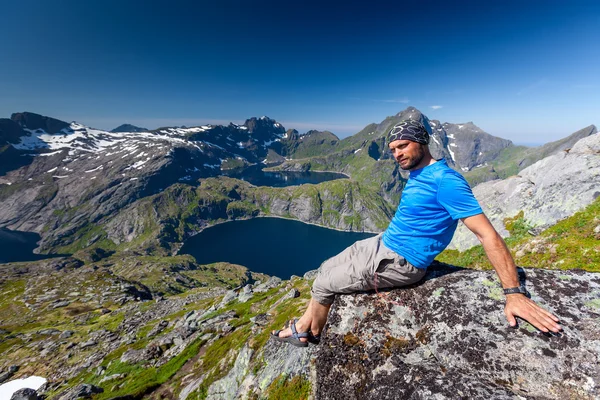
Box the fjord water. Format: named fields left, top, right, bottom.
left=221, top=165, right=347, bottom=187
left=179, top=217, right=376, bottom=278
left=0, top=229, right=64, bottom=263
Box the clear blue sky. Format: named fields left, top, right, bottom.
left=1, top=0, right=598, bottom=143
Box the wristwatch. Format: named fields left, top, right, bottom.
left=503, top=286, right=528, bottom=295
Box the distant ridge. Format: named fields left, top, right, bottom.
left=111, top=124, right=149, bottom=133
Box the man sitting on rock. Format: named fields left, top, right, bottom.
left=271, top=119, right=562, bottom=347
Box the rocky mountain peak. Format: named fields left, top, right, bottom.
left=243, top=116, right=284, bottom=135
left=10, top=112, right=70, bottom=135
left=111, top=124, right=148, bottom=133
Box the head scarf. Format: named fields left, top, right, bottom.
left=387, top=120, right=430, bottom=145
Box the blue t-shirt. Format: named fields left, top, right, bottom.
left=382, top=159, right=482, bottom=269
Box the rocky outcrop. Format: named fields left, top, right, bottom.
left=514, top=124, right=597, bottom=171
left=2, top=254, right=599, bottom=399
left=315, top=263, right=600, bottom=399
left=450, top=132, right=600, bottom=250
left=194, top=263, right=600, bottom=400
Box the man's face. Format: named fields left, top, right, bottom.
left=388, top=139, right=425, bottom=170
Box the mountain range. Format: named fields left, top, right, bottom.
left=0, top=107, right=599, bottom=398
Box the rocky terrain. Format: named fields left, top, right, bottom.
left=450, top=132, right=600, bottom=251
left=1, top=108, right=599, bottom=399
left=1, top=251, right=598, bottom=399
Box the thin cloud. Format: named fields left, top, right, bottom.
left=517, top=79, right=548, bottom=96
left=380, top=98, right=410, bottom=104
left=570, top=84, right=597, bottom=89
left=348, top=97, right=410, bottom=104
left=279, top=120, right=365, bottom=133
left=430, top=105, right=443, bottom=110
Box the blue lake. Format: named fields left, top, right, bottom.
left=221, top=165, right=347, bottom=187
left=0, top=229, right=65, bottom=263
left=178, top=217, right=376, bottom=279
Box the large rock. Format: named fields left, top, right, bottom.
left=55, top=383, right=103, bottom=400
left=207, top=345, right=254, bottom=399
left=10, top=388, right=38, bottom=400
left=450, top=132, right=600, bottom=250
left=315, top=263, right=600, bottom=399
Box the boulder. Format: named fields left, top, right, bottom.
left=314, top=263, right=600, bottom=399
left=55, top=383, right=103, bottom=400
left=303, top=269, right=319, bottom=280
left=0, top=365, right=19, bottom=384
left=10, top=388, right=38, bottom=400
left=253, top=276, right=282, bottom=293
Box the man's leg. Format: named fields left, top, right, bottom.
left=271, top=236, right=381, bottom=342
left=271, top=298, right=331, bottom=342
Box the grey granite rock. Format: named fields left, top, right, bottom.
left=303, top=269, right=318, bottom=280
left=55, top=383, right=103, bottom=400
left=207, top=345, right=254, bottom=399
left=282, top=288, right=300, bottom=301
left=450, top=133, right=600, bottom=251
left=0, top=365, right=19, bottom=383
left=315, top=263, right=600, bottom=399
left=10, top=388, right=38, bottom=400
left=253, top=276, right=282, bottom=293
left=219, top=290, right=238, bottom=307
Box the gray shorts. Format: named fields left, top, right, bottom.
left=311, top=233, right=426, bottom=305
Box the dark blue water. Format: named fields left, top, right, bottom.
left=0, top=228, right=65, bottom=263
left=179, top=217, right=376, bottom=279
left=221, top=165, right=347, bottom=187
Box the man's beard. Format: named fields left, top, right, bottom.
left=398, top=145, right=425, bottom=170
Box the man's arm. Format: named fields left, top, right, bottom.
left=461, top=213, right=562, bottom=333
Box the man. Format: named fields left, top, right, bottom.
left=272, top=119, right=561, bottom=347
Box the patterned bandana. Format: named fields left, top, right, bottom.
left=387, top=120, right=430, bottom=145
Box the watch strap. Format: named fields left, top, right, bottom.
left=503, top=286, right=527, bottom=295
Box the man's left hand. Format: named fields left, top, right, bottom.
left=504, top=294, right=562, bottom=333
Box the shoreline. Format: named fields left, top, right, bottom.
left=174, top=214, right=381, bottom=256
left=261, top=166, right=352, bottom=179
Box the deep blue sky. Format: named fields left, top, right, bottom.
left=1, top=1, right=598, bottom=143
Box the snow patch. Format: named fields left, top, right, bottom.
left=46, top=167, right=58, bottom=173
left=39, top=150, right=63, bottom=157
left=0, top=376, right=47, bottom=398
left=447, top=133, right=455, bottom=139
left=448, top=147, right=456, bottom=162
left=85, top=165, right=103, bottom=173
left=354, top=149, right=362, bottom=154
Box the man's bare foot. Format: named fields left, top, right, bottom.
left=272, top=319, right=310, bottom=338
left=271, top=319, right=310, bottom=347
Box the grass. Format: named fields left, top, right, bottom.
left=265, top=374, right=312, bottom=400
left=437, top=197, right=600, bottom=272
left=73, top=336, right=209, bottom=399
